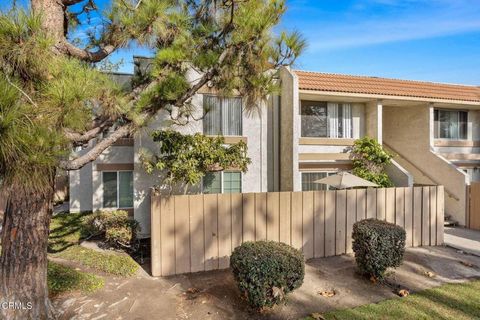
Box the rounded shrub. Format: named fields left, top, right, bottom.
left=352, top=219, right=406, bottom=280
left=230, top=241, right=304, bottom=310
left=84, top=210, right=140, bottom=248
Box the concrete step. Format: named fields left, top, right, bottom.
left=444, top=219, right=459, bottom=227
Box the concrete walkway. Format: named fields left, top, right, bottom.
left=445, top=227, right=480, bottom=256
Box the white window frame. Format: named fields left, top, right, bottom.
left=202, top=171, right=242, bottom=194
left=434, top=108, right=468, bottom=140
left=300, top=101, right=353, bottom=138
left=203, top=95, right=243, bottom=136
left=102, top=170, right=134, bottom=209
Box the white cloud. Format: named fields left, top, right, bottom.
left=300, top=0, right=480, bottom=51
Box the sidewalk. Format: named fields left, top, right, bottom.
left=445, top=227, right=480, bottom=256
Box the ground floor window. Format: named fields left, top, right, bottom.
left=203, top=171, right=242, bottom=194
left=102, top=171, right=134, bottom=208
left=301, top=172, right=337, bottom=191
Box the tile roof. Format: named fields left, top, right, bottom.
left=294, top=70, right=480, bottom=103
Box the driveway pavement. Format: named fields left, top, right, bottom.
left=445, top=227, right=480, bottom=256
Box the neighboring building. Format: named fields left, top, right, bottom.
left=69, top=57, right=480, bottom=235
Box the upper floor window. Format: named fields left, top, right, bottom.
left=203, top=96, right=242, bottom=136
left=434, top=109, right=467, bottom=140
left=301, top=102, right=352, bottom=138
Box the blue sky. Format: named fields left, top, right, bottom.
left=3, top=0, right=480, bottom=84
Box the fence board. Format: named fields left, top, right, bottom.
left=151, top=186, right=445, bottom=276
left=422, top=187, right=430, bottom=246
left=313, top=191, right=325, bottom=258
left=189, top=195, right=205, bottom=273
left=243, top=193, right=255, bottom=242
left=291, top=192, right=303, bottom=250
left=395, top=188, right=405, bottom=228
left=386, top=188, right=395, bottom=224
left=160, top=197, right=175, bottom=276
left=356, top=189, right=366, bottom=221
left=366, top=189, right=377, bottom=219
left=413, top=188, right=422, bottom=247
left=266, top=192, right=280, bottom=242
left=336, top=190, right=347, bottom=255
left=429, top=187, right=437, bottom=246
left=376, top=188, right=386, bottom=221
left=218, top=194, right=232, bottom=269
left=436, top=186, right=444, bottom=245
left=151, top=194, right=161, bottom=276
left=325, top=191, right=336, bottom=257
left=346, top=190, right=357, bottom=253
left=204, top=194, right=219, bottom=271
left=302, top=192, right=314, bottom=259
left=255, top=193, right=267, bottom=241
left=174, top=196, right=190, bottom=274
left=404, top=188, right=413, bottom=247
left=279, top=192, right=291, bottom=245
left=231, top=193, right=243, bottom=250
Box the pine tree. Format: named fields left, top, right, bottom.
left=0, top=1, right=305, bottom=318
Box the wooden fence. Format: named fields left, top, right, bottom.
left=151, top=186, right=444, bottom=277
left=468, top=182, right=480, bottom=230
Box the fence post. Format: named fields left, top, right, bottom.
left=151, top=190, right=161, bottom=277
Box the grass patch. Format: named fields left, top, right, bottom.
left=304, top=280, right=480, bottom=320
left=49, top=212, right=139, bottom=277
left=48, top=262, right=104, bottom=296
left=49, top=212, right=92, bottom=253
left=55, top=245, right=139, bottom=277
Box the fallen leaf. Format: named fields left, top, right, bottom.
left=186, top=287, right=199, bottom=294
left=424, top=271, right=436, bottom=278
left=318, top=290, right=336, bottom=297
left=398, top=289, right=409, bottom=297
left=460, top=261, right=475, bottom=268
left=310, top=313, right=326, bottom=320
left=370, top=276, right=378, bottom=284
left=272, top=286, right=284, bottom=299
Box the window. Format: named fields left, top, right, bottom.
left=301, top=172, right=337, bottom=191
left=102, top=171, right=134, bottom=208
left=203, top=171, right=242, bottom=194
left=203, top=96, right=242, bottom=136
left=463, top=168, right=480, bottom=182
left=301, top=102, right=352, bottom=138
left=434, top=109, right=468, bottom=140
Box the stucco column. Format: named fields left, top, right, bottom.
left=366, top=100, right=383, bottom=144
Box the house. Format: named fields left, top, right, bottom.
left=69, top=57, right=480, bottom=236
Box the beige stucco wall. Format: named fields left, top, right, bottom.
left=279, top=67, right=297, bottom=191
left=366, top=100, right=383, bottom=143
left=383, top=104, right=468, bottom=225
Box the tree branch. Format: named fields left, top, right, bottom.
left=63, top=0, right=86, bottom=5
left=57, top=41, right=117, bottom=63
left=60, top=123, right=134, bottom=170
left=63, top=118, right=113, bottom=143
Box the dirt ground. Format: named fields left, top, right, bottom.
left=53, top=246, right=480, bottom=320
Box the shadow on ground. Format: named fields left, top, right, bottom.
left=53, top=246, right=480, bottom=320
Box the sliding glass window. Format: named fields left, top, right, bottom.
left=434, top=109, right=468, bottom=140
left=203, top=96, right=242, bottom=136
left=301, top=101, right=353, bottom=138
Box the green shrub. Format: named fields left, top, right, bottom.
left=230, top=241, right=305, bottom=310
left=84, top=210, right=140, bottom=248
left=352, top=219, right=406, bottom=279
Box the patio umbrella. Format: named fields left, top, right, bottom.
left=314, top=172, right=378, bottom=189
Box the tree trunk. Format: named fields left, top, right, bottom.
left=0, top=179, right=56, bottom=320
left=31, top=0, right=65, bottom=42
